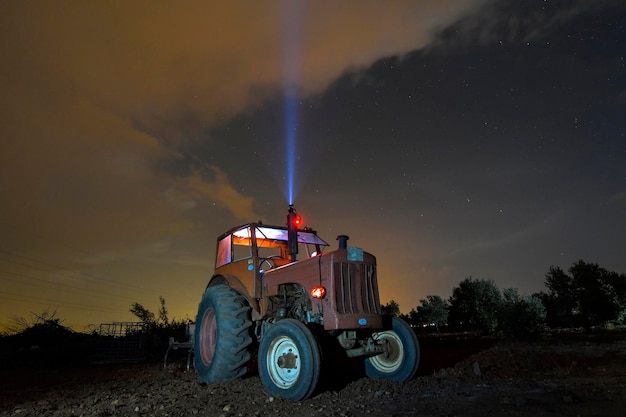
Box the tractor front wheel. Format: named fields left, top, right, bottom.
left=194, top=284, right=253, bottom=383
left=258, top=319, right=321, bottom=401
left=365, top=317, right=420, bottom=382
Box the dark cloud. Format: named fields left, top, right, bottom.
left=431, top=0, right=624, bottom=49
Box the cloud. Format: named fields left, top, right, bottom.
left=3, top=1, right=484, bottom=131
left=170, top=165, right=256, bottom=221
left=1, top=94, right=184, bottom=250
left=0, top=0, right=483, bottom=258
left=429, top=0, right=622, bottom=50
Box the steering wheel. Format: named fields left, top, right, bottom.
left=259, top=255, right=283, bottom=272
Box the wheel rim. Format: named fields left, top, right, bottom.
left=199, top=307, right=217, bottom=366
left=266, top=335, right=300, bottom=389
left=369, top=330, right=404, bottom=373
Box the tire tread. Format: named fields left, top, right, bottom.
left=194, top=285, right=253, bottom=383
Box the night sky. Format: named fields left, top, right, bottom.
left=1, top=0, right=624, bottom=330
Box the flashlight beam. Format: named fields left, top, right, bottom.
left=281, top=0, right=304, bottom=205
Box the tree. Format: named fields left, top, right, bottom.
left=129, top=297, right=189, bottom=361
left=607, top=272, right=626, bottom=324
left=415, top=295, right=448, bottom=332
left=402, top=308, right=420, bottom=327
left=381, top=300, right=400, bottom=316
left=541, top=261, right=626, bottom=328
left=499, top=288, right=546, bottom=340
left=569, top=260, right=622, bottom=328
left=542, top=266, right=577, bottom=327
left=158, top=296, right=169, bottom=325
left=448, top=277, right=502, bottom=335
left=130, top=302, right=157, bottom=327
left=130, top=296, right=176, bottom=328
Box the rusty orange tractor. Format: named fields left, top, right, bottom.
left=194, top=205, right=419, bottom=400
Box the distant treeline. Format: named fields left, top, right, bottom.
left=2, top=260, right=624, bottom=369
left=382, top=260, right=626, bottom=340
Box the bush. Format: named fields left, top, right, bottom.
left=0, top=310, right=97, bottom=369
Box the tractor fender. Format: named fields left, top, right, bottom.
left=207, top=274, right=261, bottom=318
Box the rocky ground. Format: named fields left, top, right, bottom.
left=1, top=331, right=625, bottom=417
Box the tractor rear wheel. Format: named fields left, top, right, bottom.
left=258, top=319, right=321, bottom=401
left=194, top=284, right=253, bottom=383
left=365, top=317, right=420, bottom=382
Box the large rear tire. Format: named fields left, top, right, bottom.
left=258, top=319, right=321, bottom=401
left=365, top=317, right=420, bottom=382
left=194, top=284, right=253, bottom=383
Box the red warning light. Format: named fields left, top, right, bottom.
left=293, top=214, right=302, bottom=227
left=311, top=286, right=326, bottom=299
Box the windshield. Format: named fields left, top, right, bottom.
left=215, top=224, right=329, bottom=268
left=233, top=225, right=328, bottom=246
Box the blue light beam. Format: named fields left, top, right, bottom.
left=281, top=0, right=305, bottom=205
left=284, top=96, right=297, bottom=205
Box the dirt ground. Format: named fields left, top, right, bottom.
left=1, top=332, right=625, bottom=417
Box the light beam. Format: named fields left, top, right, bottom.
left=281, top=0, right=305, bottom=205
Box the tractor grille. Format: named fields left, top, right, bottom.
left=333, top=262, right=380, bottom=315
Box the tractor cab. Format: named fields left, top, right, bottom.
left=213, top=223, right=329, bottom=301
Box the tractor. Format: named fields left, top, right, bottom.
left=194, top=205, right=419, bottom=401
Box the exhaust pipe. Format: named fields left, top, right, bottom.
left=337, top=235, right=349, bottom=250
